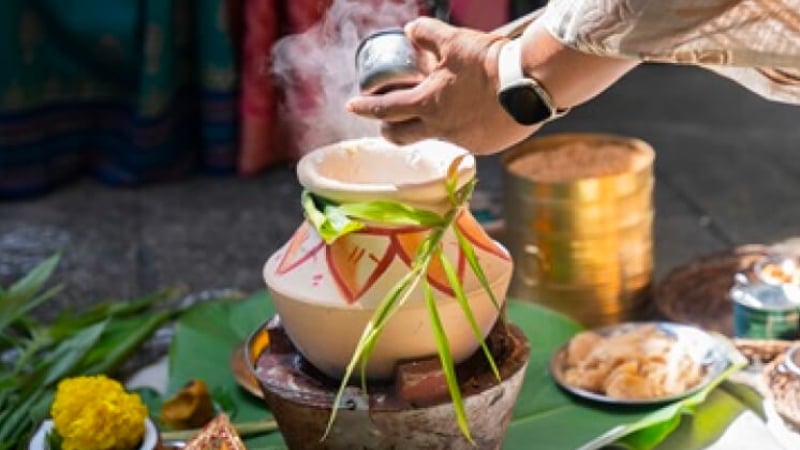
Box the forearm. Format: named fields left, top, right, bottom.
left=518, top=20, right=639, bottom=110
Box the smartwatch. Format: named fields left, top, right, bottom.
left=497, top=39, right=569, bottom=126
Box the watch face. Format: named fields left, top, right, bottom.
left=498, top=84, right=551, bottom=125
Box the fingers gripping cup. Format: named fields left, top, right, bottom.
left=355, top=28, right=425, bottom=95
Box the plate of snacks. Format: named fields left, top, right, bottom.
left=550, top=322, right=730, bottom=405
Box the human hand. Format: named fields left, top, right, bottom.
left=346, top=17, right=539, bottom=155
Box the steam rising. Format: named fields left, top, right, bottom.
left=271, top=0, right=420, bottom=154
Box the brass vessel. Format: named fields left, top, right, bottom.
left=503, top=133, right=655, bottom=326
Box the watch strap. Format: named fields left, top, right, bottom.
left=498, top=39, right=569, bottom=121
left=498, top=39, right=525, bottom=92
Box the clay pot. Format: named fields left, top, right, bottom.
left=263, top=138, right=513, bottom=379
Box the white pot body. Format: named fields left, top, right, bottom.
left=264, top=138, right=513, bottom=379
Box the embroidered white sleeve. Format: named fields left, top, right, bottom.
left=540, top=0, right=800, bottom=104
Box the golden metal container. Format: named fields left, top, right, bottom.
left=510, top=181, right=653, bottom=235
left=502, top=133, right=655, bottom=327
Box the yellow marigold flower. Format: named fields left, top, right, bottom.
left=51, top=375, right=148, bottom=450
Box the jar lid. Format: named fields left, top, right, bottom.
left=733, top=254, right=800, bottom=308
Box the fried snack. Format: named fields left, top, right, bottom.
left=562, top=325, right=705, bottom=400
left=161, top=379, right=216, bottom=429
left=184, top=413, right=247, bottom=450
left=566, top=331, right=602, bottom=367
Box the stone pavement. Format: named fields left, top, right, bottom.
left=1, top=64, right=798, bottom=315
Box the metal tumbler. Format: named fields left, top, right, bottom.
left=355, top=28, right=424, bottom=95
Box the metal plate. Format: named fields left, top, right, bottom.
left=550, top=322, right=731, bottom=405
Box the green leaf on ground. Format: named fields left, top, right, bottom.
left=132, top=387, right=165, bottom=419
left=503, top=301, right=746, bottom=450
left=0, top=254, right=179, bottom=448
left=0, top=254, right=61, bottom=331
left=79, top=312, right=170, bottom=375
left=169, top=293, right=750, bottom=450
left=167, top=291, right=284, bottom=447
left=40, top=320, right=108, bottom=387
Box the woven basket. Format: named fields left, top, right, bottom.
left=764, top=350, right=800, bottom=430
left=654, top=245, right=769, bottom=336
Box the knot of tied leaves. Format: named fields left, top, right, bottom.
left=300, top=156, right=503, bottom=443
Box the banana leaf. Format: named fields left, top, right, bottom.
left=0, top=254, right=61, bottom=331
left=168, top=293, right=749, bottom=450
left=167, top=292, right=284, bottom=447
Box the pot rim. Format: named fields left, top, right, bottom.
left=296, top=138, right=476, bottom=207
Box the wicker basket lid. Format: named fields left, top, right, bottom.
left=654, top=245, right=769, bottom=336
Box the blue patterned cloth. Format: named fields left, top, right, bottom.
left=0, top=0, right=239, bottom=198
